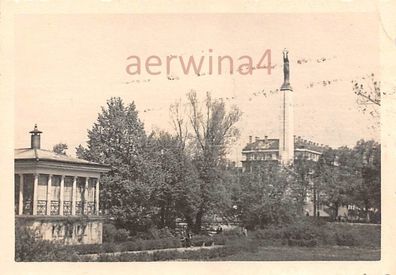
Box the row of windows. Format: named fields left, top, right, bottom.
left=244, top=153, right=278, bottom=161
left=295, top=151, right=320, bottom=161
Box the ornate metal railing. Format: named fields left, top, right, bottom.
left=75, top=201, right=83, bottom=215
left=63, top=201, right=72, bottom=216
left=23, top=199, right=33, bottom=215
left=37, top=200, right=47, bottom=215
left=85, top=201, right=96, bottom=215
left=50, top=201, right=60, bottom=215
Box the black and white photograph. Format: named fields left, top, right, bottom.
left=1, top=0, right=395, bottom=273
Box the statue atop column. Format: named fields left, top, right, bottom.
left=281, top=48, right=292, bottom=91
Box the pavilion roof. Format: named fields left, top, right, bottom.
left=14, top=148, right=109, bottom=168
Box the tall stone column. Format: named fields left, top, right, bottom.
left=95, top=178, right=100, bottom=215
left=59, top=175, right=65, bottom=216
left=279, top=49, right=294, bottom=165
left=32, top=173, right=39, bottom=215
left=18, top=174, right=24, bottom=215
left=46, top=175, right=52, bottom=215
left=71, top=176, right=77, bottom=216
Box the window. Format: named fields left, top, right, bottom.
left=76, top=177, right=85, bottom=202
left=37, top=175, right=49, bottom=200
left=87, top=178, right=97, bottom=202
left=63, top=177, right=73, bottom=201
left=23, top=174, right=34, bottom=215
left=51, top=176, right=61, bottom=201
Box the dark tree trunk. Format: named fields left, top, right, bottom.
left=185, top=215, right=194, bottom=231
left=313, top=188, right=317, bottom=217
left=194, top=209, right=203, bottom=234
left=334, top=202, right=339, bottom=221
left=159, top=206, right=165, bottom=228
left=365, top=201, right=370, bottom=223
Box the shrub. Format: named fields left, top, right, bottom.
left=90, top=238, right=258, bottom=262
left=253, top=220, right=323, bottom=247
left=118, top=252, right=152, bottom=261
left=222, top=227, right=243, bottom=238
left=97, top=253, right=121, bottom=262
left=254, top=226, right=283, bottom=240
left=15, top=225, right=80, bottom=262
left=103, top=223, right=117, bottom=243
left=101, top=242, right=118, bottom=253
left=70, top=244, right=102, bottom=255
left=103, top=223, right=130, bottom=243
left=148, top=227, right=175, bottom=239
left=212, top=235, right=226, bottom=245
left=190, top=235, right=214, bottom=247
left=74, top=237, right=183, bottom=255
left=334, top=232, right=358, bottom=246
left=114, top=228, right=130, bottom=242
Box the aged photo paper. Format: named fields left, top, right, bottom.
left=0, top=0, right=395, bottom=274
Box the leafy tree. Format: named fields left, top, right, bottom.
left=292, top=156, right=317, bottom=216
left=76, top=97, right=156, bottom=232
left=353, top=73, right=381, bottom=106
left=53, top=143, right=68, bottom=155
left=349, top=139, right=381, bottom=221
left=237, top=163, right=298, bottom=229
left=316, top=147, right=354, bottom=219
left=148, top=131, right=201, bottom=229
left=352, top=73, right=381, bottom=119
left=185, top=91, right=242, bottom=233
left=315, top=140, right=380, bottom=222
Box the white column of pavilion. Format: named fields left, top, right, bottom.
left=85, top=177, right=89, bottom=214
left=71, top=176, right=77, bottom=215
left=46, top=175, right=52, bottom=215
left=32, top=173, right=39, bottom=215
left=59, top=175, right=65, bottom=216
left=18, top=174, right=24, bottom=215
left=95, top=179, right=100, bottom=215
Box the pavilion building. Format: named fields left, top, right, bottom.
left=15, top=125, right=110, bottom=244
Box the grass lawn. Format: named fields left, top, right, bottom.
left=212, top=245, right=380, bottom=261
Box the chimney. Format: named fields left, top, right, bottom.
left=29, top=124, right=42, bottom=149
left=264, top=135, right=268, bottom=141
left=255, top=136, right=260, bottom=141
left=249, top=136, right=253, bottom=143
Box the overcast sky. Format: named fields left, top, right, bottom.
left=15, top=13, right=380, bottom=163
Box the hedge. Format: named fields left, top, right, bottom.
left=253, top=221, right=380, bottom=247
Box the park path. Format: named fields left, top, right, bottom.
left=82, top=244, right=224, bottom=260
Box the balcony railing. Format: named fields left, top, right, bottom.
left=63, top=201, right=72, bottom=216
left=37, top=200, right=47, bottom=215
left=85, top=202, right=96, bottom=215
left=18, top=200, right=97, bottom=216
left=75, top=201, right=83, bottom=215
left=50, top=201, right=60, bottom=215
left=23, top=199, right=33, bottom=215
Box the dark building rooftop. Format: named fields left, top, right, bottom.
left=242, top=135, right=327, bottom=153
